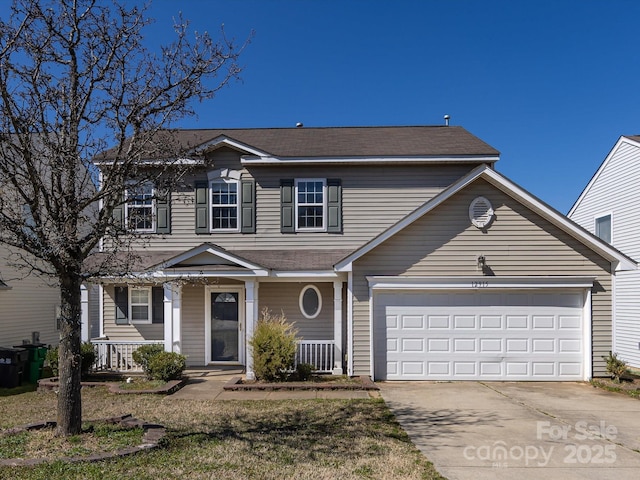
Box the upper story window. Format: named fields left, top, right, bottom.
left=211, top=178, right=239, bottom=231
left=595, top=214, right=612, bottom=243
left=126, top=182, right=155, bottom=232
left=296, top=179, right=326, bottom=231
left=280, top=178, right=341, bottom=234
left=195, top=169, right=255, bottom=234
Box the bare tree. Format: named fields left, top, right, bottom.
left=0, top=0, right=248, bottom=436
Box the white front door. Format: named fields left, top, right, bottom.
left=205, top=286, right=244, bottom=364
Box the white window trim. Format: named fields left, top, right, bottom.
left=209, top=177, right=240, bottom=232
left=299, top=284, right=322, bottom=319
left=125, top=182, right=156, bottom=233
left=594, top=212, right=613, bottom=244
left=295, top=178, right=327, bottom=232
left=129, top=287, right=152, bottom=324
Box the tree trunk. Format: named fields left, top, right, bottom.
left=56, top=272, right=83, bottom=436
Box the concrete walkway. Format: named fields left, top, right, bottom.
left=379, top=381, right=640, bottom=480
left=169, top=368, right=373, bottom=400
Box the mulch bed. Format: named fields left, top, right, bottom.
left=224, top=375, right=379, bottom=391
left=38, top=376, right=186, bottom=395
left=0, top=414, right=165, bottom=466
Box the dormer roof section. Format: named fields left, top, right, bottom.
left=154, top=243, right=269, bottom=277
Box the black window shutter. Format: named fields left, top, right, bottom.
left=156, top=189, right=171, bottom=234
left=280, top=179, right=295, bottom=233
left=240, top=179, right=256, bottom=233
left=152, top=286, right=165, bottom=324
left=195, top=181, right=209, bottom=233
left=327, top=178, right=342, bottom=233
left=115, top=286, right=129, bottom=325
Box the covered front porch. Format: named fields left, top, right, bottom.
left=91, top=244, right=348, bottom=378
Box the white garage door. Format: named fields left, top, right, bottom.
left=374, top=290, right=585, bottom=381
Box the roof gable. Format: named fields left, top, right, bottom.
left=335, top=165, right=636, bottom=272
left=155, top=243, right=268, bottom=276
left=568, top=135, right=640, bottom=217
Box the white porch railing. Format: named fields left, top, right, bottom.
left=90, top=339, right=336, bottom=374
left=91, top=340, right=164, bottom=373
left=295, top=340, right=335, bottom=373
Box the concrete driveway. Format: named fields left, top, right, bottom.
left=379, top=382, right=640, bottom=480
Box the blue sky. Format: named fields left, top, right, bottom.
left=144, top=0, right=640, bottom=213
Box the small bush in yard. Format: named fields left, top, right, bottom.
left=46, top=342, right=97, bottom=377
left=250, top=308, right=298, bottom=382
left=603, top=351, right=627, bottom=383
left=295, top=362, right=315, bottom=381
left=132, top=344, right=165, bottom=377
left=147, top=351, right=187, bottom=381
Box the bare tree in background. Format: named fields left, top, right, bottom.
left=0, top=0, right=248, bottom=436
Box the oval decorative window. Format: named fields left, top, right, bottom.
left=469, top=196, right=494, bottom=229
left=299, top=285, right=322, bottom=319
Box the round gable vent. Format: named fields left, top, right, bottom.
left=469, top=196, right=494, bottom=229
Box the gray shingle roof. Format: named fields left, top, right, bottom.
left=97, top=125, right=499, bottom=160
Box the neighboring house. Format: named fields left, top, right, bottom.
left=91, top=125, right=634, bottom=380
left=569, top=135, right=640, bottom=368
left=0, top=244, right=60, bottom=347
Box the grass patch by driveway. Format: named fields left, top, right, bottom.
left=0, top=387, right=444, bottom=480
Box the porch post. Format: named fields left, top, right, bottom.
left=163, top=284, right=173, bottom=352
left=333, top=280, right=344, bottom=375
left=172, top=284, right=182, bottom=354
left=80, top=284, right=89, bottom=342
left=245, top=281, right=257, bottom=380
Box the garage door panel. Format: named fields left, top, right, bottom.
left=506, top=315, right=528, bottom=328
left=428, top=315, right=450, bottom=329
left=454, top=315, right=475, bottom=329
left=402, top=338, right=425, bottom=352
left=376, top=290, right=584, bottom=381
left=480, top=315, right=502, bottom=328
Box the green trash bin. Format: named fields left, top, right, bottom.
left=15, top=344, right=47, bottom=384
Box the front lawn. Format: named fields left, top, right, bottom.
left=0, top=387, right=444, bottom=479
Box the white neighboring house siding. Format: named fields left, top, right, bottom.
left=569, top=137, right=640, bottom=368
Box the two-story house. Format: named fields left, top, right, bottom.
left=91, top=125, right=634, bottom=381
left=569, top=135, right=640, bottom=368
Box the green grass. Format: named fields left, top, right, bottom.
left=0, top=383, right=38, bottom=397
left=0, top=388, right=445, bottom=479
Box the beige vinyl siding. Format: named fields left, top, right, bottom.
left=102, top=285, right=163, bottom=341
left=0, top=246, right=60, bottom=346
left=571, top=141, right=640, bottom=258
left=181, top=284, right=205, bottom=366
left=112, top=148, right=474, bottom=251
left=352, top=179, right=613, bottom=377
left=258, top=282, right=334, bottom=340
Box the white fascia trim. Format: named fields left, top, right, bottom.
left=480, top=168, right=637, bottom=272
left=367, top=276, right=596, bottom=290
left=569, top=136, right=640, bottom=217
left=241, top=155, right=500, bottom=166
left=193, top=136, right=269, bottom=157
left=271, top=270, right=340, bottom=278
left=94, top=157, right=200, bottom=166
left=336, top=164, right=637, bottom=272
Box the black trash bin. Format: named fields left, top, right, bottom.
left=0, top=346, right=29, bottom=388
